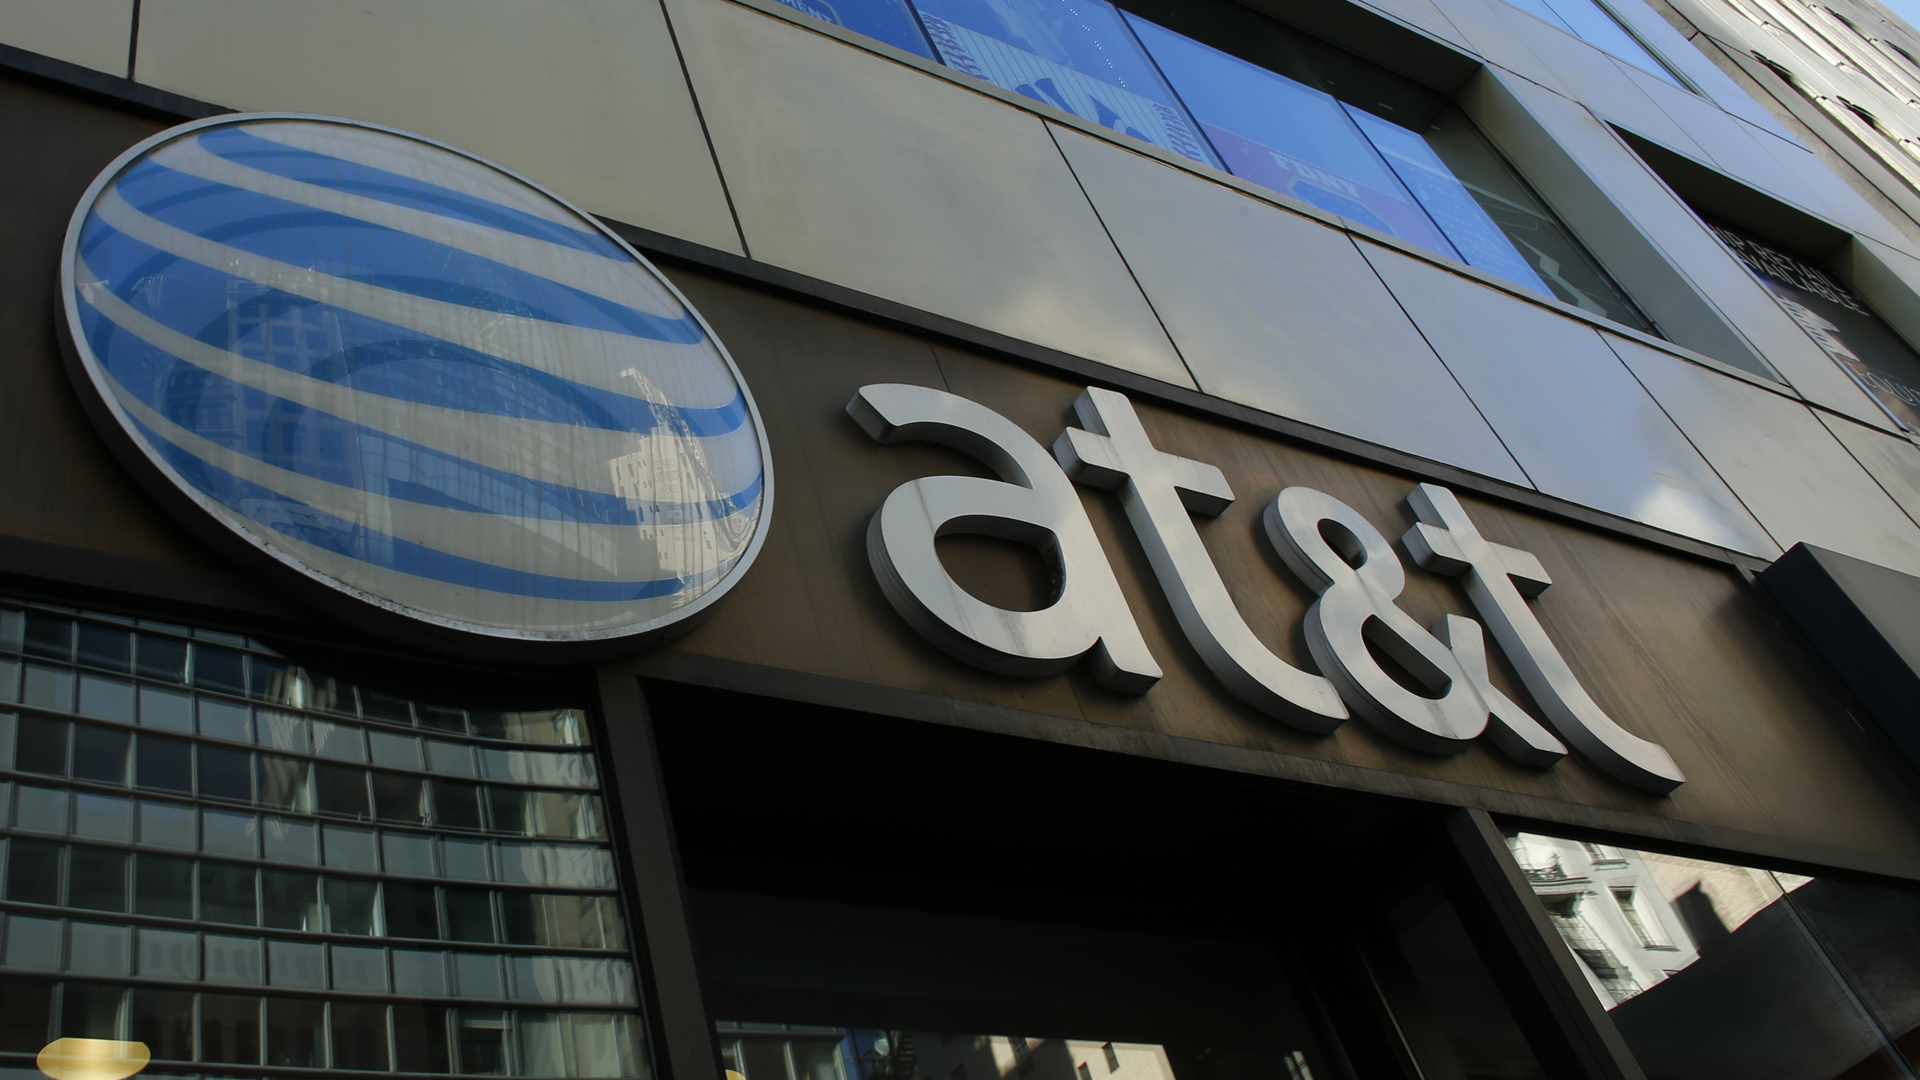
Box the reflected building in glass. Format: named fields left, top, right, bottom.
left=0, top=603, right=648, bottom=1078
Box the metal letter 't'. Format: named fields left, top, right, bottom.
left=849, top=383, right=1161, bottom=693
left=1402, top=483, right=1684, bottom=793
left=1053, top=387, right=1347, bottom=729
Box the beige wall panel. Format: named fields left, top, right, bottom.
left=1352, top=0, right=1475, bottom=47
left=1050, top=127, right=1529, bottom=485
left=135, top=0, right=743, bottom=254
left=1361, top=243, right=1778, bottom=554
left=1416, top=0, right=1571, bottom=94
left=1817, top=412, right=1920, bottom=529
left=663, top=0, right=1192, bottom=387
left=0, top=0, right=131, bottom=76
left=1604, top=0, right=1798, bottom=139
left=1494, top=10, right=1707, bottom=159
left=1628, top=67, right=1850, bottom=227
left=1760, top=131, right=1913, bottom=248
left=1613, top=336, right=1920, bottom=574
left=1476, top=71, right=1900, bottom=430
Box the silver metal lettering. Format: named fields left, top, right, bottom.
left=848, top=383, right=1162, bottom=693
left=1265, top=487, right=1489, bottom=753
left=1402, top=483, right=1685, bottom=793
left=1053, top=387, right=1347, bottom=730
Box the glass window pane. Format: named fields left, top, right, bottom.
left=333, top=1001, right=392, bottom=1072
left=323, top=823, right=381, bottom=870
left=257, top=755, right=312, bottom=811
left=203, top=807, right=260, bottom=857
left=134, top=633, right=187, bottom=683
left=197, top=744, right=253, bottom=802
left=136, top=686, right=192, bottom=731
left=386, top=879, right=442, bottom=939
left=69, top=918, right=135, bottom=975
left=6, top=838, right=61, bottom=905
left=394, top=1004, right=451, bottom=1073
left=910, top=0, right=1218, bottom=166
left=77, top=675, right=134, bottom=723
left=72, top=792, right=131, bottom=843
left=1345, top=105, right=1552, bottom=292
left=0, top=976, right=54, bottom=1053
left=22, top=663, right=74, bottom=711
left=23, top=613, right=73, bottom=661
left=130, top=988, right=194, bottom=1061
left=201, top=861, right=259, bottom=925
left=263, top=814, right=320, bottom=864
left=437, top=780, right=484, bottom=829
left=1421, top=106, right=1655, bottom=331
left=135, top=733, right=192, bottom=793
left=262, top=870, right=321, bottom=931
left=1710, top=221, right=1920, bottom=430
left=315, top=764, right=371, bottom=819
left=374, top=772, right=427, bottom=824
left=72, top=724, right=130, bottom=784
left=1508, top=832, right=1909, bottom=1078
left=1126, top=14, right=1458, bottom=256
left=137, top=799, right=196, bottom=849
left=370, top=729, right=423, bottom=769
left=768, top=0, right=935, bottom=58
left=266, top=996, right=325, bottom=1068
left=360, top=690, right=414, bottom=725
left=457, top=1008, right=508, bottom=1074
left=325, top=876, right=381, bottom=935
left=205, top=934, right=265, bottom=984
left=199, top=992, right=262, bottom=1064
left=489, top=788, right=527, bottom=835
left=59, top=982, right=125, bottom=1038
left=312, top=718, right=366, bottom=761
left=16, top=715, right=67, bottom=775
left=445, top=887, right=496, bottom=943
left=194, top=645, right=247, bottom=696
left=136, top=926, right=199, bottom=979
left=135, top=854, right=195, bottom=919
left=68, top=846, right=128, bottom=912
left=197, top=697, right=252, bottom=741
left=75, top=624, right=131, bottom=672
left=419, top=705, right=468, bottom=734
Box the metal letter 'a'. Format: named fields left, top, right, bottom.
left=848, top=383, right=1161, bottom=693
left=1053, top=387, right=1346, bottom=730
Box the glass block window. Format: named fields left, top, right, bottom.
left=0, top=602, right=649, bottom=1078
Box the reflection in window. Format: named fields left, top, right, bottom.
left=1709, top=221, right=1920, bottom=433
left=914, top=0, right=1219, bottom=166
left=1508, top=831, right=1920, bottom=1078
left=1499, top=0, right=1686, bottom=87
left=0, top=598, right=648, bottom=1077
left=717, top=1026, right=1192, bottom=1080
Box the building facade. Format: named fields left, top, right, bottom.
left=2, top=0, right=1920, bottom=1079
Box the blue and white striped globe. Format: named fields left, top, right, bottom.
left=61, top=114, right=771, bottom=646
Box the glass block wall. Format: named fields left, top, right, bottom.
left=0, top=600, right=650, bottom=1078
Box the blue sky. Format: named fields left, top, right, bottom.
left=1877, top=0, right=1920, bottom=35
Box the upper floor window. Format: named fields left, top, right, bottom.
left=778, top=0, right=1655, bottom=333
left=1710, top=220, right=1920, bottom=431
left=1497, top=0, right=1689, bottom=87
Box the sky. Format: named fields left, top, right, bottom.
left=1878, top=0, right=1920, bottom=35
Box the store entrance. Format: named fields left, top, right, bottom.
left=644, top=682, right=1560, bottom=1080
